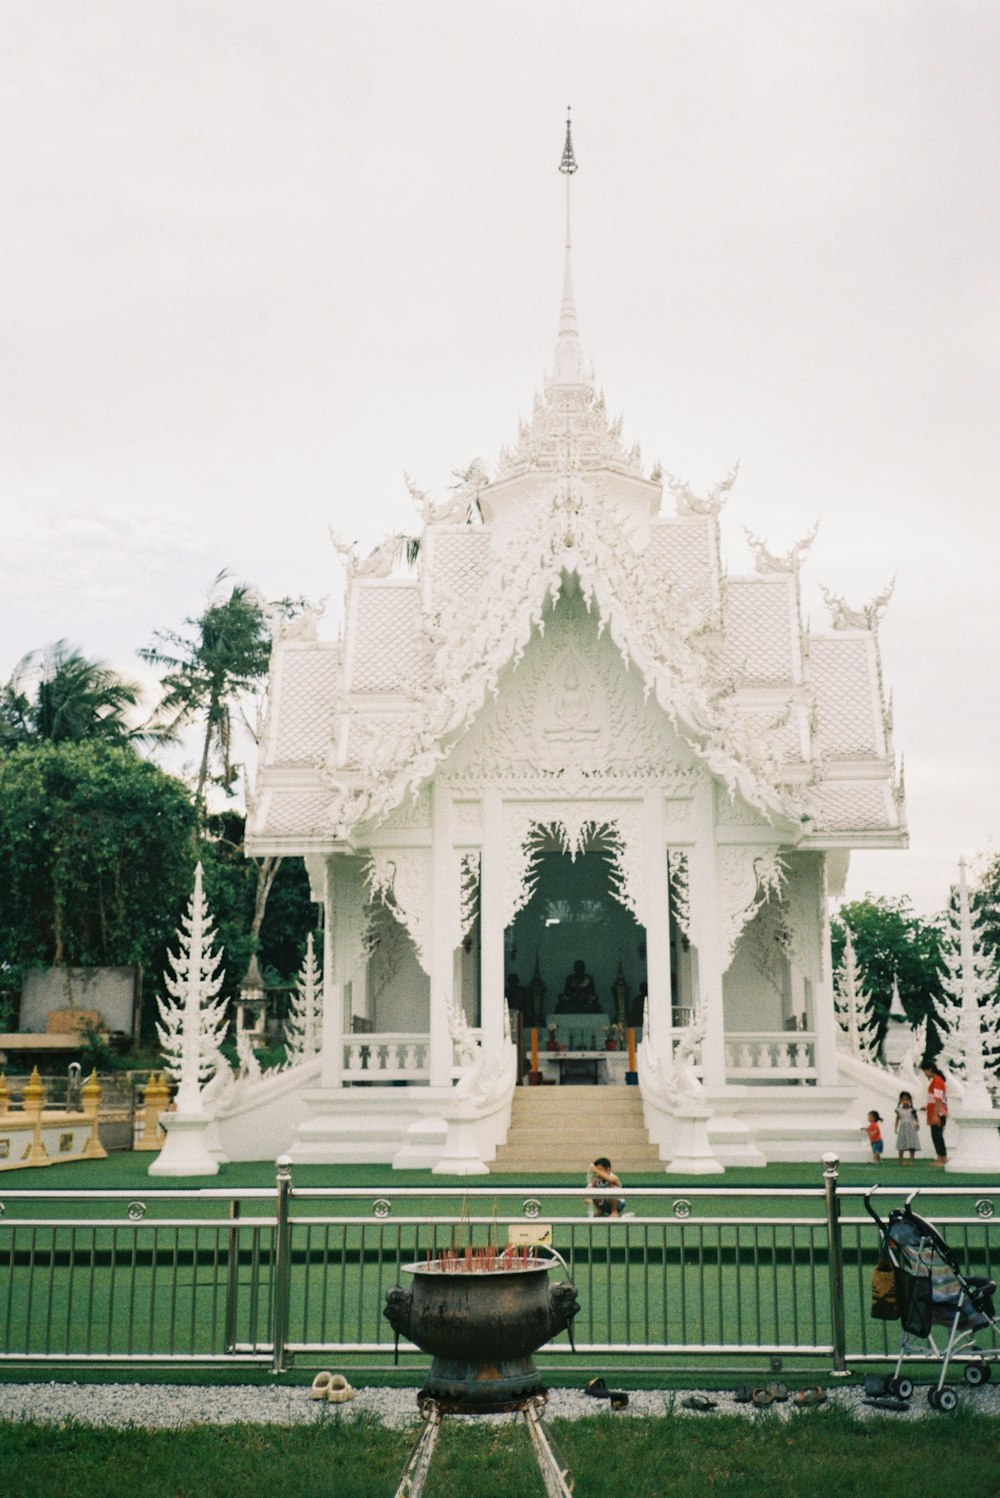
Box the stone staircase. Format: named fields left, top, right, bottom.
left=490, top=1086, right=664, bottom=1174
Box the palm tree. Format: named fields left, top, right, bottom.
left=139, top=572, right=271, bottom=822
left=0, top=641, right=145, bottom=748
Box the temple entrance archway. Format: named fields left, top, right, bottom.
left=502, top=833, right=647, bottom=1039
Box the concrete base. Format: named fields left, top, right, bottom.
left=148, top=1112, right=226, bottom=1177
left=662, top=1105, right=725, bottom=1175
left=945, top=1111, right=1000, bottom=1173
left=392, top=1116, right=450, bottom=1169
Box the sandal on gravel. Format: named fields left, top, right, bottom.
left=863, top=1396, right=910, bottom=1413
left=327, top=1374, right=356, bottom=1404
left=751, top=1388, right=775, bottom=1407
left=732, top=1385, right=754, bottom=1403
left=681, top=1396, right=718, bottom=1412
left=310, top=1372, right=333, bottom=1400
left=585, top=1377, right=609, bottom=1398
left=767, top=1382, right=789, bottom=1401
left=794, top=1386, right=827, bottom=1407
left=609, top=1392, right=629, bottom=1410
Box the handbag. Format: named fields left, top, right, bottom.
left=870, top=1262, right=900, bottom=1321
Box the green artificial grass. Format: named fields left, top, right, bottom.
left=1, top=1407, right=999, bottom=1498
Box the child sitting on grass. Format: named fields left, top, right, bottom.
left=587, top=1157, right=626, bottom=1217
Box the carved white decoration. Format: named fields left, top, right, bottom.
left=377, top=785, right=432, bottom=831
left=459, top=851, right=480, bottom=942
left=447, top=986, right=479, bottom=1068
left=834, top=930, right=879, bottom=1061
left=366, top=849, right=433, bottom=973
left=453, top=799, right=483, bottom=831
left=744, top=520, right=818, bottom=575
left=935, top=859, right=1000, bottom=1109
left=671, top=993, right=707, bottom=1094
left=156, top=863, right=231, bottom=1112
left=324, top=467, right=807, bottom=836
left=719, top=847, right=787, bottom=960
left=667, top=850, right=690, bottom=939
left=820, top=576, right=895, bottom=631
left=499, top=802, right=649, bottom=932
left=285, top=931, right=323, bottom=1063
left=666, top=463, right=739, bottom=516
left=235, top=1026, right=263, bottom=1082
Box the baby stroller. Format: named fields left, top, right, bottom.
left=865, top=1188, right=999, bottom=1410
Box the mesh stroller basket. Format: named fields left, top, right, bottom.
left=887, top=1213, right=994, bottom=1339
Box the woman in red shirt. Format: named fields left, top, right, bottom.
left=921, top=1064, right=948, bottom=1165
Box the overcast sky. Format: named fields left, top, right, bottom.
left=2, top=1, right=998, bottom=919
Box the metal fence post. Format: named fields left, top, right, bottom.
left=822, top=1152, right=848, bottom=1374
left=271, top=1155, right=293, bottom=1373
left=224, top=1197, right=241, bottom=1353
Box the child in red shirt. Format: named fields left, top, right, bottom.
left=861, top=1111, right=884, bottom=1162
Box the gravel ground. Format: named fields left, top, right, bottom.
left=1, top=1377, right=999, bottom=1428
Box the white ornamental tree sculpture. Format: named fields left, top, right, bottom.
left=935, top=858, right=1000, bottom=1111
left=834, top=930, right=879, bottom=1062
left=156, top=862, right=230, bottom=1112
left=285, top=931, right=323, bottom=1064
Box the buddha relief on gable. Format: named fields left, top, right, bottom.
left=531, top=644, right=610, bottom=764
left=441, top=606, right=694, bottom=791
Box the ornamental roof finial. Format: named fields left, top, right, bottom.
left=559, top=108, right=578, bottom=176
left=552, top=107, right=586, bottom=388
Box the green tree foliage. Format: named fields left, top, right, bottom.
left=0, top=742, right=196, bottom=979
left=970, top=852, right=1000, bottom=983
left=831, top=895, right=946, bottom=1052
left=198, top=811, right=315, bottom=1003
left=0, top=641, right=147, bottom=749
left=139, top=573, right=271, bottom=818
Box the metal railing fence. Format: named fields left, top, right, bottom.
left=1, top=1157, right=996, bottom=1375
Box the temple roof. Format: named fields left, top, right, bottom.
left=248, top=125, right=905, bottom=857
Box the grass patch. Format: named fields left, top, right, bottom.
left=1, top=1407, right=999, bottom=1498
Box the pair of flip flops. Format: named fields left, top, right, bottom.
left=681, top=1395, right=718, bottom=1412
left=310, top=1371, right=356, bottom=1404
left=793, top=1385, right=827, bottom=1407
left=733, top=1382, right=788, bottom=1407
left=584, top=1377, right=629, bottom=1409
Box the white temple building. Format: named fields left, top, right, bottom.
left=230, top=122, right=911, bottom=1174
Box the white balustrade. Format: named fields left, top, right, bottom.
left=724, top=1031, right=817, bottom=1081
left=342, top=1033, right=431, bottom=1082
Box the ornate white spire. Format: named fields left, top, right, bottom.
left=551, top=108, right=587, bottom=390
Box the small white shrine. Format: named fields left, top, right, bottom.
left=193, top=123, right=914, bottom=1174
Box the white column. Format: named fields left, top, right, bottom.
left=687, top=780, right=727, bottom=1088
left=812, top=854, right=841, bottom=1087
left=642, top=790, right=672, bottom=1066
left=320, top=856, right=344, bottom=1089
left=478, top=789, right=506, bottom=1058
left=428, top=785, right=455, bottom=1087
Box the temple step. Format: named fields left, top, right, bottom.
left=490, top=1087, right=663, bottom=1174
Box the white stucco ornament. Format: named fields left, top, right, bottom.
left=150, top=863, right=232, bottom=1176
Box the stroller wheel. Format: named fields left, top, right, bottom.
left=927, top=1388, right=941, bottom=1410
left=893, top=1377, right=913, bottom=1400
left=937, top=1387, right=958, bottom=1412
left=963, top=1360, right=988, bottom=1387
